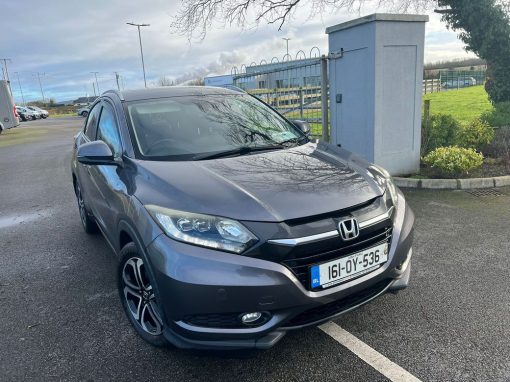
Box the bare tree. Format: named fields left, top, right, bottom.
left=173, top=0, right=438, bottom=40
left=173, top=0, right=510, bottom=40
left=158, top=76, right=175, bottom=86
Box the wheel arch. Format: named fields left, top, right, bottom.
left=117, top=219, right=149, bottom=256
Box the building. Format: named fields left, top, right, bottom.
left=204, top=74, right=234, bottom=87
left=205, top=57, right=322, bottom=91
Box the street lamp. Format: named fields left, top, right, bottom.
left=127, top=22, right=150, bottom=88
left=90, top=72, right=100, bottom=95
left=14, top=72, right=25, bottom=105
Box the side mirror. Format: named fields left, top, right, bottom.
left=291, top=120, right=311, bottom=135
left=77, top=141, right=119, bottom=166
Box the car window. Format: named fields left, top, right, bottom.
left=84, top=103, right=102, bottom=140
left=96, top=102, right=122, bottom=157
left=126, top=94, right=303, bottom=160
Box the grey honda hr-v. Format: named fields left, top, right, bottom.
left=71, top=86, right=414, bottom=350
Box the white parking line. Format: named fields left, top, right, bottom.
left=319, top=322, right=422, bottom=382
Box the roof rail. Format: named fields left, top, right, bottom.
left=102, top=89, right=124, bottom=101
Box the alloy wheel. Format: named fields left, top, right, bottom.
left=122, top=257, right=163, bottom=336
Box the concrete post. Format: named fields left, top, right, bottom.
left=326, top=14, right=428, bottom=175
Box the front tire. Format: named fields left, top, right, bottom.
left=118, top=243, right=169, bottom=347
left=75, top=182, right=97, bottom=234
left=81, top=111, right=88, bottom=117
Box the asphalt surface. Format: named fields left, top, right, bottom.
left=1, top=117, right=509, bottom=381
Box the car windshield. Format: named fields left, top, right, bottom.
left=126, top=94, right=305, bottom=160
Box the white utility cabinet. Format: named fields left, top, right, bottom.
left=326, top=14, right=428, bottom=175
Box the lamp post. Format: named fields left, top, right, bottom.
left=127, top=22, right=150, bottom=88
left=14, top=72, right=25, bottom=105
left=33, top=72, right=46, bottom=102
left=90, top=71, right=100, bottom=95
left=1, top=58, right=13, bottom=96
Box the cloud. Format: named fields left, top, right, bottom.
left=173, top=51, right=248, bottom=84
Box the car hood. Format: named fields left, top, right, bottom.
left=131, top=142, right=383, bottom=222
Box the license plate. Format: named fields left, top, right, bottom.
left=310, top=242, right=388, bottom=289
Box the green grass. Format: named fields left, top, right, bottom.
left=423, top=86, right=493, bottom=125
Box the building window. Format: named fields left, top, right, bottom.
left=258, top=80, right=266, bottom=89
left=304, top=76, right=321, bottom=87
left=290, top=78, right=300, bottom=88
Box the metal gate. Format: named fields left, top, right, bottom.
left=232, top=53, right=329, bottom=141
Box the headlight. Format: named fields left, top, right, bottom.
left=145, top=205, right=258, bottom=254
left=369, top=165, right=399, bottom=208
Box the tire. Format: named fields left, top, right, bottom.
left=118, top=243, right=169, bottom=347
left=75, top=182, right=98, bottom=234
left=81, top=111, right=89, bottom=117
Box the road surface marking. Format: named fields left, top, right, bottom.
left=319, top=321, right=422, bottom=382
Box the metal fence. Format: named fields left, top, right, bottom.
left=233, top=56, right=329, bottom=140
left=440, top=70, right=486, bottom=89
left=423, top=70, right=486, bottom=94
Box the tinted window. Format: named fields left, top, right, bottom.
left=84, top=104, right=102, bottom=140
left=96, top=103, right=122, bottom=157
left=126, top=94, right=302, bottom=160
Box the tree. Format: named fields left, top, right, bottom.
left=174, top=0, right=510, bottom=102
left=438, top=0, right=510, bottom=103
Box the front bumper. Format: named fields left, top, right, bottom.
left=146, top=191, right=414, bottom=350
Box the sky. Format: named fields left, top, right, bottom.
left=0, top=0, right=476, bottom=103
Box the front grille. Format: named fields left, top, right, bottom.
left=283, top=279, right=391, bottom=327
left=281, top=224, right=393, bottom=290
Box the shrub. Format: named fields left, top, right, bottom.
left=483, top=127, right=510, bottom=159
left=421, top=114, right=460, bottom=155
left=422, top=146, right=484, bottom=177
left=454, top=118, right=494, bottom=150
left=481, top=102, right=510, bottom=127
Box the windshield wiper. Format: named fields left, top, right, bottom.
left=278, top=135, right=309, bottom=146
left=192, top=145, right=285, bottom=161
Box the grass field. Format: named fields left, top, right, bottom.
left=275, top=86, right=494, bottom=137
left=423, top=85, right=493, bottom=124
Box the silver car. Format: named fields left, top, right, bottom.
left=27, top=106, right=49, bottom=119
left=76, top=106, right=90, bottom=117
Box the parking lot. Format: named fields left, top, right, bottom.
left=0, top=117, right=509, bottom=381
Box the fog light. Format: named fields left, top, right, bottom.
left=241, top=312, right=262, bottom=324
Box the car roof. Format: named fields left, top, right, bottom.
left=105, top=86, right=242, bottom=102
